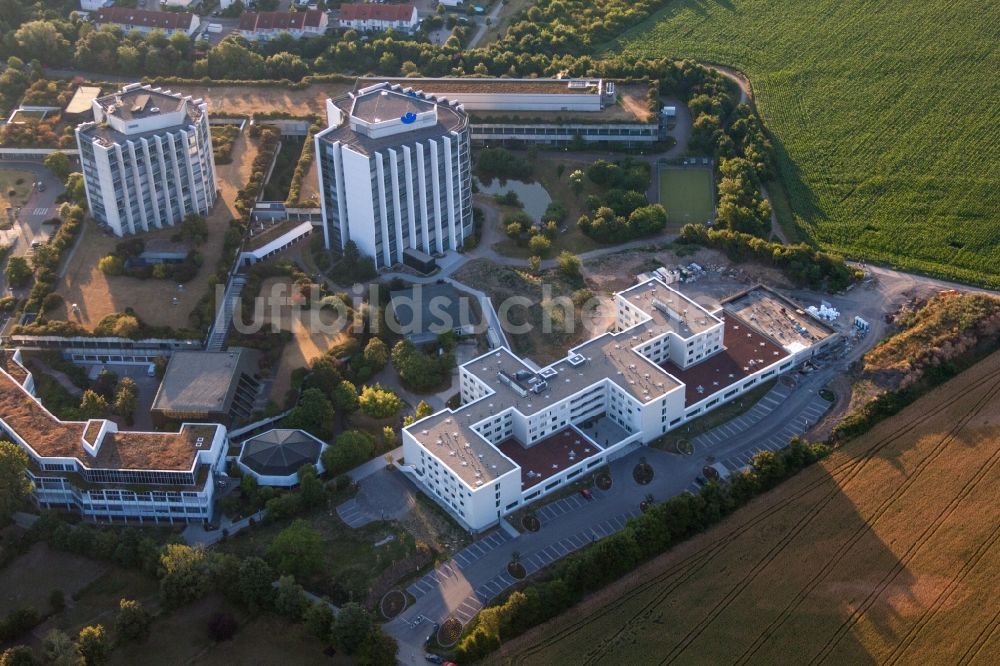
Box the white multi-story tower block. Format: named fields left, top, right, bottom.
left=315, top=82, right=473, bottom=269
left=76, top=83, right=218, bottom=237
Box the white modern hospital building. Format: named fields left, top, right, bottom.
left=401, top=278, right=839, bottom=532
left=315, top=82, right=473, bottom=269
left=76, top=83, right=218, bottom=237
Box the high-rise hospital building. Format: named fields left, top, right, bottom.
left=315, top=82, right=473, bottom=269
left=76, top=83, right=218, bottom=237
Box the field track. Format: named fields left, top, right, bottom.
left=492, top=349, right=1000, bottom=665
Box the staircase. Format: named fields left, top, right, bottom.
left=205, top=274, right=246, bottom=352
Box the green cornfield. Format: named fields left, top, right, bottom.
left=616, top=0, right=1000, bottom=286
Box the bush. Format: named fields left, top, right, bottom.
left=97, top=255, right=124, bottom=276
left=391, top=340, right=455, bottom=392
left=475, top=147, right=533, bottom=181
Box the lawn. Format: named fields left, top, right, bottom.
left=109, top=594, right=338, bottom=666
left=491, top=347, right=1000, bottom=664
left=658, top=166, right=715, bottom=228
left=53, top=130, right=259, bottom=332
left=0, top=543, right=109, bottom=616
left=617, top=0, right=1000, bottom=286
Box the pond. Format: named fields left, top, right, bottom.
left=475, top=177, right=552, bottom=222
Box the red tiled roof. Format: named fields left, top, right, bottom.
left=93, top=7, right=195, bottom=30
left=339, top=3, right=416, bottom=22
left=239, top=10, right=326, bottom=32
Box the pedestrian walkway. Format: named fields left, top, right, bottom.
left=336, top=498, right=370, bottom=528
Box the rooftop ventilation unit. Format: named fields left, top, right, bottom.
left=567, top=353, right=586, bottom=367
left=540, top=367, right=558, bottom=379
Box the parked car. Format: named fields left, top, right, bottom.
left=36, top=181, right=45, bottom=192
left=424, top=655, right=444, bottom=664
left=579, top=488, right=593, bottom=500
left=694, top=476, right=708, bottom=487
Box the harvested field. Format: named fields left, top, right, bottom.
left=166, top=83, right=353, bottom=117
left=491, top=349, right=1000, bottom=665
left=54, top=131, right=259, bottom=331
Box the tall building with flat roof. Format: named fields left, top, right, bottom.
left=315, top=82, right=473, bottom=269
left=76, top=83, right=218, bottom=237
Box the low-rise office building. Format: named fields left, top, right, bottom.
left=76, top=83, right=218, bottom=237
left=151, top=350, right=260, bottom=428
left=359, top=77, right=659, bottom=146
left=401, top=279, right=838, bottom=531
left=0, top=351, right=227, bottom=524
left=315, top=82, right=473, bottom=269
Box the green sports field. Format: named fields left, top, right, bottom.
left=617, top=0, right=1000, bottom=286
left=659, top=166, right=715, bottom=226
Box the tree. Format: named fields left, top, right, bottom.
left=297, top=464, right=325, bottom=508
left=568, top=169, right=585, bottom=196
left=267, top=520, right=324, bottom=580
left=382, top=426, right=397, bottom=448
left=236, top=557, right=275, bottom=611
left=64, top=173, right=86, bottom=206
left=4, top=256, right=31, bottom=288
left=112, top=377, right=138, bottom=425
left=0, top=441, right=30, bottom=525
left=358, top=384, right=401, bottom=419
left=14, top=21, right=70, bottom=64
left=303, top=602, right=334, bottom=642
left=97, top=255, right=123, bottom=276
left=321, top=430, right=374, bottom=475
left=528, top=255, right=541, bottom=274
left=158, top=544, right=211, bottom=608
left=114, top=599, right=151, bottom=644
left=358, top=626, right=398, bottom=666
left=273, top=575, right=308, bottom=621
left=556, top=251, right=583, bottom=283
left=179, top=213, right=208, bottom=245
left=415, top=400, right=434, bottom=420
left=331, top=602, right=371, bottom=655
left=331, top=379, right=359, bottom=415
left=362, top=337, right=389, bottom=370
left=78, top=390, right=108, bottom=419
left=282, top=388, right=335, bottom=440
left=44, top=152, right=71, bottom=181
left=528, top=234, right=551, bottom=256
left=108, top=315, right=138, bottom=338
left=0, top=646, right=35, bottom=666
left=42, top=629, right=81, bottom=666
left=76, top=625, right=109, bottom=666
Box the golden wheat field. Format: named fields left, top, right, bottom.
left=491, top=349, right=1000, bottom=665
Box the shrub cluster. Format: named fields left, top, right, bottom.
left=678, top=224, right=858, bottom=291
